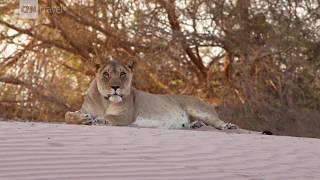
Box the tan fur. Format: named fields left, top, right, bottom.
left=65, top=61, right=236, bottom=129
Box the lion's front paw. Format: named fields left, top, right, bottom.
left=82, top=116, right=96, bottom=125
left=219, top=123, right=238, bottom=130
left=84, top=118, right=109, bottom=126
left=65, top=111, right=93, bottom=125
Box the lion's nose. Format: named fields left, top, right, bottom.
left=111, top=86, right=120, bottom=90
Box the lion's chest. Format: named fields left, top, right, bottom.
left=131, top=92, right=189, bottom=129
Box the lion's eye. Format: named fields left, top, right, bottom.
left=103, top=72, right=109, bottom=78
left=120, top=72, right=126, bottom=78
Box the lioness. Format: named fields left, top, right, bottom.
left=65, top=60, right=237, bottom=130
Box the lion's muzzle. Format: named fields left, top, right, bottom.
left=106, top=87, right=123, bottom=103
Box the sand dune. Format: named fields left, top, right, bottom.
left=0, top=121, right=319, bottom=180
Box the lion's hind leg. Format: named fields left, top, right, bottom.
left=186, top=105, right=238, bottom=130
left=173, top=96, right=238, bottom=130
left=189, top=120, right=207, bottom=129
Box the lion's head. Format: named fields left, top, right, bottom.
left=96, top=61, right=133, bottom=103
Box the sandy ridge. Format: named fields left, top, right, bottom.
left=0, top=121, right=320, bottom=180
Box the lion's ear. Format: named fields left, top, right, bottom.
left=94, top=58, right=108, bottom=72
left=92, top=48, right=109, bottom=72
left=95, top=63, right=101, bottom=71
left=127, top=60, right=135, bottom=71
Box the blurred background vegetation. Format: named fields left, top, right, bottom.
left=0, top=0, right=319, bottom=137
